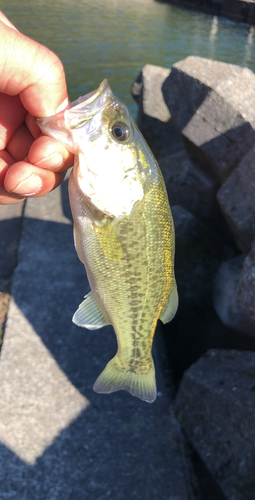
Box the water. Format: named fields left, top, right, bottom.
left=2, top=0, right=255, bottom=115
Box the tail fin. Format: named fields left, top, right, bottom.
left=93, top=356, right=157, bottom=403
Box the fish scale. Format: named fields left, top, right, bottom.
left=37, top=79, right=178, bottom=403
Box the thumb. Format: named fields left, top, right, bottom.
left=0, top=14, right=69, bottom=117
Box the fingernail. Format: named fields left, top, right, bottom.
left=35, top=152, right=64, bottom=169
left=12, top=173, right=43, bottom=196
left=56, top=98, right=69, bottom=114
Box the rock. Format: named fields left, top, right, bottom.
left=213, top=255, right=255, bottom=337
left=0, top=203, right=24, bottom=293
left=159, top=0, right=255, bottom=25
left=131, top=63, right=171, bottom=122
left=131, top=64, right=185, bottom=158
left=217, top=144, right=255, bottom=254
left=0, top=203, right=24, bottom=346
left=0, top=184, right=193, bottom=500
left=172, top=205, right=234, bottom=303
left=158, top=149, right=219, bottom=221
left=162, top=56, right=255, bottom=182
left=237, top=241, right=255, bottom=328
left=175, top=348, right=255, bottom=500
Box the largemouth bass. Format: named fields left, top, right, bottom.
left=38, top=80, right=178, bottom=403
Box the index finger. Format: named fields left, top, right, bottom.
left=0, top=14, right=69, bottom=117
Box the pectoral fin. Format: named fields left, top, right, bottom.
left=94, top=220, right=123, bottom=260
left=73, top=223, right=84, bottom=263
left=72, top=291, right=110, bottom=330
left=160, top=281, right=178, bottom=324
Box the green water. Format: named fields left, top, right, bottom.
left=2, top=0, right=255, bottom=115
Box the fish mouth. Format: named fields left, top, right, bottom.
left=71, top=79, right=110, bottom=108
left=36, top=79, right=113, bottom=140
left=66, top=79, right=112, bottom=130
left=61, top=79, right=116, bottom=132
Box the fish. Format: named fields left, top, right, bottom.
left=37, top=79, right=178, bottom=403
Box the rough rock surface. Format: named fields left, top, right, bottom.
left=217, top=144, right=255, bottom=254
left=0, top=203, right=24, bottom=293
left=131, top=64, right=185, bottom=158
left=0, top=184, right=193, bottom=500
left=237, top=241, right=255, bottom=328
left=159, top=150, right=219, bottom=221
left=0, top=203, right=24, bottom=347
left=213, top=255, right=255, bottom=337
left=171, top=205, right=234, bottom=303
left=130, top=61, right=255, bottom=500
left=131, top=63, right=171, bottom=123
left=162, top=56, right=255, bottom=182
left=175, top=349, right=255, bottom=500
left=162, top=0, right=255, bottom=26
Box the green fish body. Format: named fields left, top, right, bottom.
left=38, top=80, right=178, bottom=403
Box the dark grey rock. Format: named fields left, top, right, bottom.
left=172, top=205, right=233, bottom=303
left=0, top=203, right=25, bottom=346
left=131, top=64, right=185, bottom=158
left=237, top=240, right=255, bottom=328
left=0, top=182, right=192, bottom=500
left=159, top=150, right=219, bottom=221
left=131, top=63, right=171, bottom=122
left=217, top=144, right=255, bottom=254
left=163, top=56, right=255, bottom=182
left=159, top=0, right=255, bottom=26
left=213, top=255, right=255, bottom=337
left=0, top=203, right=24, bottom=293
left=175, top=348, right=255, bottom=500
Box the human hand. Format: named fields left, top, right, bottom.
left=0, top=12, right=74, bottom=205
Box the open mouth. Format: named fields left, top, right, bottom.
left=36, top=79, right=112, bottom=137
left=66, top=79, right=112, bottom=130
left=71, top=79, right=110, bottom=108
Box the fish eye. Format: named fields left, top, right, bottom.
left=111, top=122, right=130, bottom=142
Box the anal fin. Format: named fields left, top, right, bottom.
left=160, top=280, right=178, bottom=324
left=73, top=223, right=84, bottom=263
left=72, top=291, right=109, bottom=330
